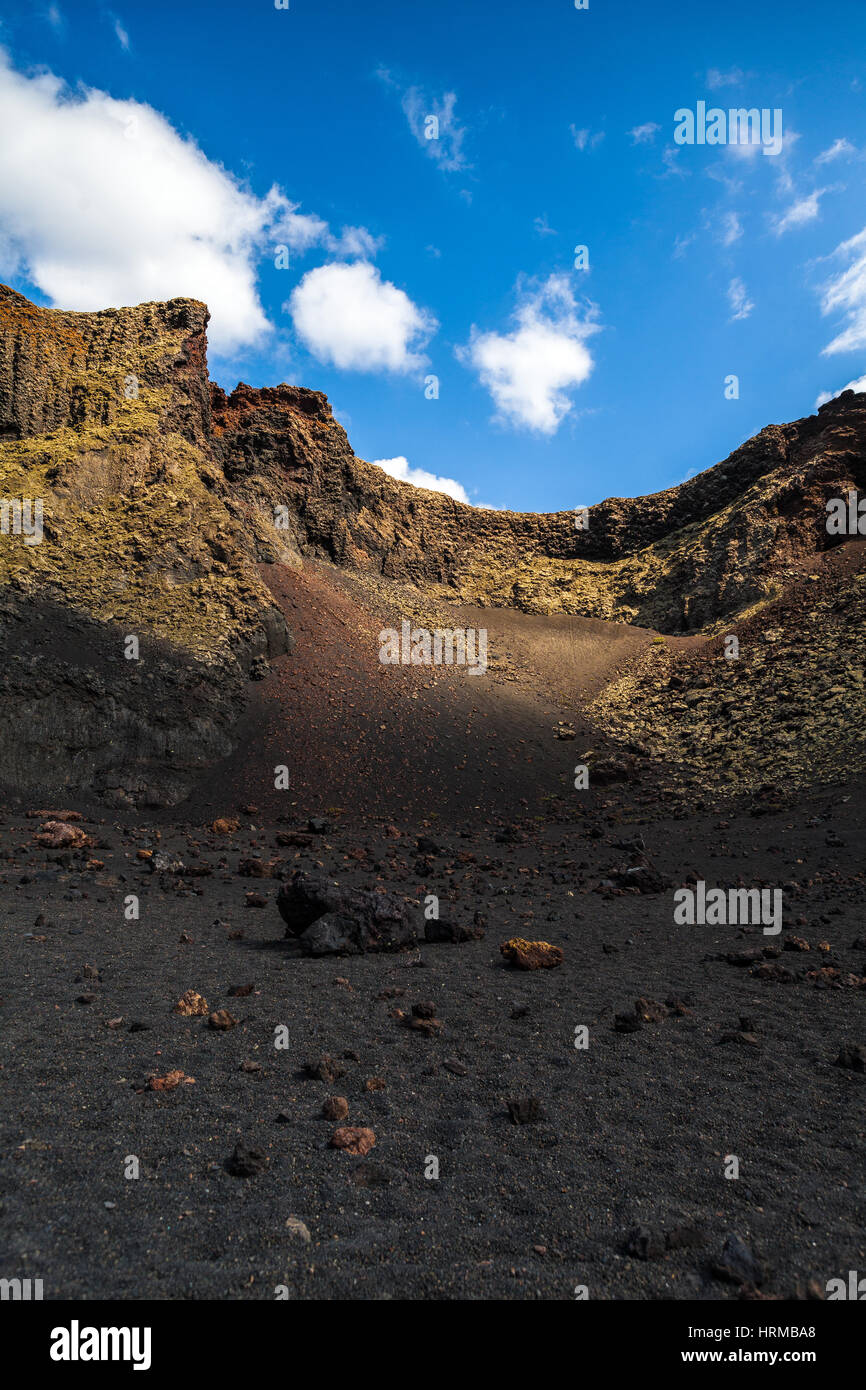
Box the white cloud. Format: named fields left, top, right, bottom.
left=273, top=207, right=330, bottom=255
left=0, top=51, right=380, bottom=355
left=571, top=125, right=605, bottom=150
left=379, top=71, right=468, bottom=173
left=662, top=145, right=689, bottom=177
left=815, top=373, right=866, bottom=407
left=272, top=210, right=382, bottom=262
left=771, top=189, right=827, bottom=235
left=629, top=122, right=660, bottom=144
left=46, top=5, right=64, bottom=33
left=707, top=67, right=744, bottom=89
left=720, top=210, right=742, bottom=246
left=815, top=138, right=856, bottom=165
left=327, top=225, right=384, bottom=259
left=727, top=277, right=753, bottom=321
left=534, top=214, right=557, bottom=237
left=110, top=13, right=130, bottom=50
left=457, top=273, right=597, bottom=434
left=819, top=227, right=866, bottom=355
left=371, top=456, right=471, bottom=504
left=288, top=261, right=436, bottom=373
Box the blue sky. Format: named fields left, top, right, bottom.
left=1, top=0, right=866, bottom=511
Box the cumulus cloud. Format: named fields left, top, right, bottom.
left=815, top=373, right=866, bottom=407
left=727, top=277, right=753, bottom=321
left=378, top=70, right=468, bottom=173
left=819, top=227, right=866, bottom=355
left=771, top=189, right=827, bottom=235
left=288, top=261, right=436, bottom=373
left=0, top=51, right=378, bottom=354
left=371, top=456, right=471, bottom=504
left=457, top=274, right=598, bottom=434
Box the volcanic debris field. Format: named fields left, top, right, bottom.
left=0, top=284, right=865, bottom=1300
left=1, top=773, right=865, bottom=1300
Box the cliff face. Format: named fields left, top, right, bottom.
left=1, top=282, right=863, bottom=807
left=212, top=377, right=866, bottom=633
left=0, top=286, right=290, bottom=807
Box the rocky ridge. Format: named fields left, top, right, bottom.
left=1, top=282, right=864, bottom=806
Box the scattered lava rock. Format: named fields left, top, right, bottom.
left=305, top=1055, right=345, bottom=1083
left=403, top=1002, right=443, bottom=1035
left=634, top=997, right=668, bottom=1023
left=606, top=864, right=669, bottom=894
left=424, top=918, right=485, bottom=943
left=322, top=1096, right=349, bottom=1121
left=275, top=831, right=313, bottom=847
left=285, top=1216, right=312, bottom=1244
left=330, top=1126, right=376, bottom=1156
left=175, top=990, right=209, bottom=1017
left=750, top=962, right=795, bottom=983
left=208, top=1010, right=238, bottom=1030
left=238, top=858, right=275, bottom=878
left=278, top=870, right=416, bottom=955
left=500, top=937, right=563, bottom=970
left=149, top=851, right=185, bottom=875
left=34, top=821, right=94, bottom=850
left=712, top=1233, right=764, bottom=1286
left=145, top=1070, right=195, bottom=1092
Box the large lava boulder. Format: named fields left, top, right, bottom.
left=277, top=870, right=417, bottom=955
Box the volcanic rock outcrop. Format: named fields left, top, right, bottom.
left=1, top=282, right=863, bottom=806
left=212, top=375, right=866, bottom=631
left=0, top=285, right=290, bottom=807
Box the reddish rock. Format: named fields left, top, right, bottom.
left=330, top=1126, right=376, bottom=1156
left=34, top=820, right=93, bottom=850
left=146, top=1070, right=195, bottom=1091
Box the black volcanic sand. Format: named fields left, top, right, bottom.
left=0, top=776, right=864, bottom=1301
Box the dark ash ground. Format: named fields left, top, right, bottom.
left=1, top=774, right=863, bottom=1301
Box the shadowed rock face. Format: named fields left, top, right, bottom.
left=1, top=282, right=864, bottom=805
left=0, top=286, right=290, bottom=807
